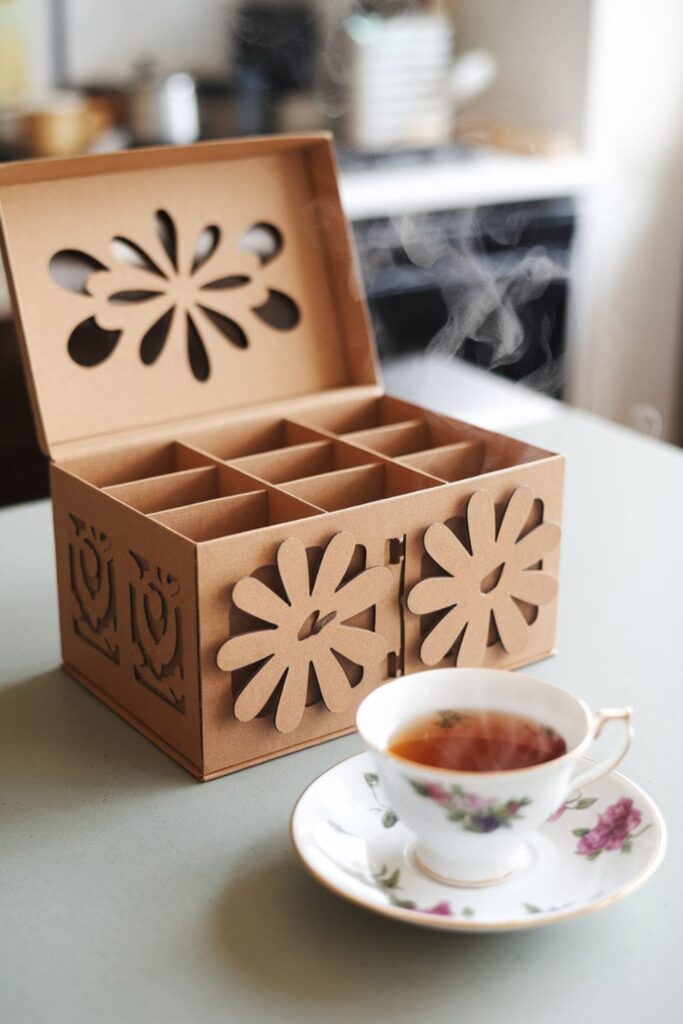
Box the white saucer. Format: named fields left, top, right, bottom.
left=290, top=751, right=666, bottom=932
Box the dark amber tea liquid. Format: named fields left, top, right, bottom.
left=389, top=708, right=567, bottom=772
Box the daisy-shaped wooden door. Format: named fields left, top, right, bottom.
left=217, top=532, right=393, bottom=734
left=405, top=487, right=561, bottom=671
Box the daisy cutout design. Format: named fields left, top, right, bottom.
left=217, top=532, right=392, bottom=733
left=50, top=212, right=299, bottom=381
left=407, top=487, right=561, bottom=667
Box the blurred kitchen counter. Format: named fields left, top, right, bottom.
left=382, top=351, right=559, bottom=432
left=339, top=147, right=593, bottom=220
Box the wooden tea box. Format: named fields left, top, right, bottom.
left=0, top=134, right=564, bottom=780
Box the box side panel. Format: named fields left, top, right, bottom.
left=51, top=466, right=202, bottom=770
left=198, top=456, right=564, bottom=777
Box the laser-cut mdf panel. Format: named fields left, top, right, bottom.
left=0, top=136, right=376, bottom=456
left=0, top=135, right=565, bottom=780
left=47, top=393, right=563, bottom=780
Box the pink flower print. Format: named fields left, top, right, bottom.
left=548, top=801, right=568, bottom=822
left=577, top=798, right=642, bottom=857
left=425, top=783, right=451, bottom=805
left=424, top=901, right=452, bottom=916
left=577, top=827, right=607, bottom=856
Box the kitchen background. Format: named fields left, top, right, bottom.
left=1, top=0, right=682, bottom=504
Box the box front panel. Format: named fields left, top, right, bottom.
left=51, top=466, right=202, bottom=771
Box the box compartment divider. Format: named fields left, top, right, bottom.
left=62, top=440, right=218, bottom=489
left=150, top=488, right=323, bottom=543
left=104, top=466, right=221, bottom=514
left=397, top=441, right=487, bottom=482
left=227, top=437, right=383, bottom=484
left=291, top=393, right=430, bottom=434
left=281, top=461, right=442, bottom=513
left=103, top=461, right=275, bottom=514
left=341, top=420, right=427, bottom=457
left=178, top=418, right=332, bottom=463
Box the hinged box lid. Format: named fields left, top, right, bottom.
left=0, top=134, right=379, bottom=459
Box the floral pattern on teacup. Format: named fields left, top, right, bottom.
left=573, top=798, right=650, bottom=859
left=364, top=773, right=398, bottom=828
left=408, top=780, right=531, bottom=832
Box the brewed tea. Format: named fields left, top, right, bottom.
left=389, top=708, right=567, bottom=772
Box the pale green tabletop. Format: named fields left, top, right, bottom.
left=1, top=400, right=680, bottom=1023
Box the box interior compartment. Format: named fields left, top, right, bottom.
left=150, top=488, right=321, bottom=542
left=62, top=440, right=212, bottom=488
left=342, top=417, right=476, bottom=456
left=103, top=462, right=267, bottom=513
left=228, top=437, right=381, bottom=484
left=293, top=393, right=420, bottom=434
left=341, top=420, right=431, bottom=457
left=281, top=461, right=441, bottom=513
left=58, top=398, right=558, bottom=544
left=181, top=417, right=324, bottom=462
left=294, top=394, right=548, bottom=476
left=398, top=441, right=487, bottom=482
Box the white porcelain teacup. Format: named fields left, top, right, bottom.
left=356, top=668, right=633, bottom=886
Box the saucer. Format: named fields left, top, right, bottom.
left=290, top=752, right=666, bottom=932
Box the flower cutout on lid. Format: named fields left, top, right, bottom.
left=217, top=532, right=392, bottom=733
left=407, top=487, right=560, bottom=667
left=50, top=213, right=300, bottom=381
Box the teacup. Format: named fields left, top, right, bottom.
left=356, top=668, right=633, bottom=886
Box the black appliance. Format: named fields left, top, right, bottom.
left=352, top=197, right=575, bottom=398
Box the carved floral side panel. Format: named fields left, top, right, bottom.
left=68, top=513, right=120, bottom=664
left=129, top=551, right=186, bottom=714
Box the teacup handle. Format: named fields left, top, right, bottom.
left=567, top=707, right=634, bottom=792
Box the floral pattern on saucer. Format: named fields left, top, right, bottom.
left=373, top=865, right=476, bottom=918
left=547, top=794, right=651, bottom=859
left=408, top=779, right=531, bottom=833
left=291, top=751, right=666, bottom=932
left=573, top=798, right=651, bottom=859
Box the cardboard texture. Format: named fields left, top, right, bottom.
left=0, top=134, right=565, bottom=780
